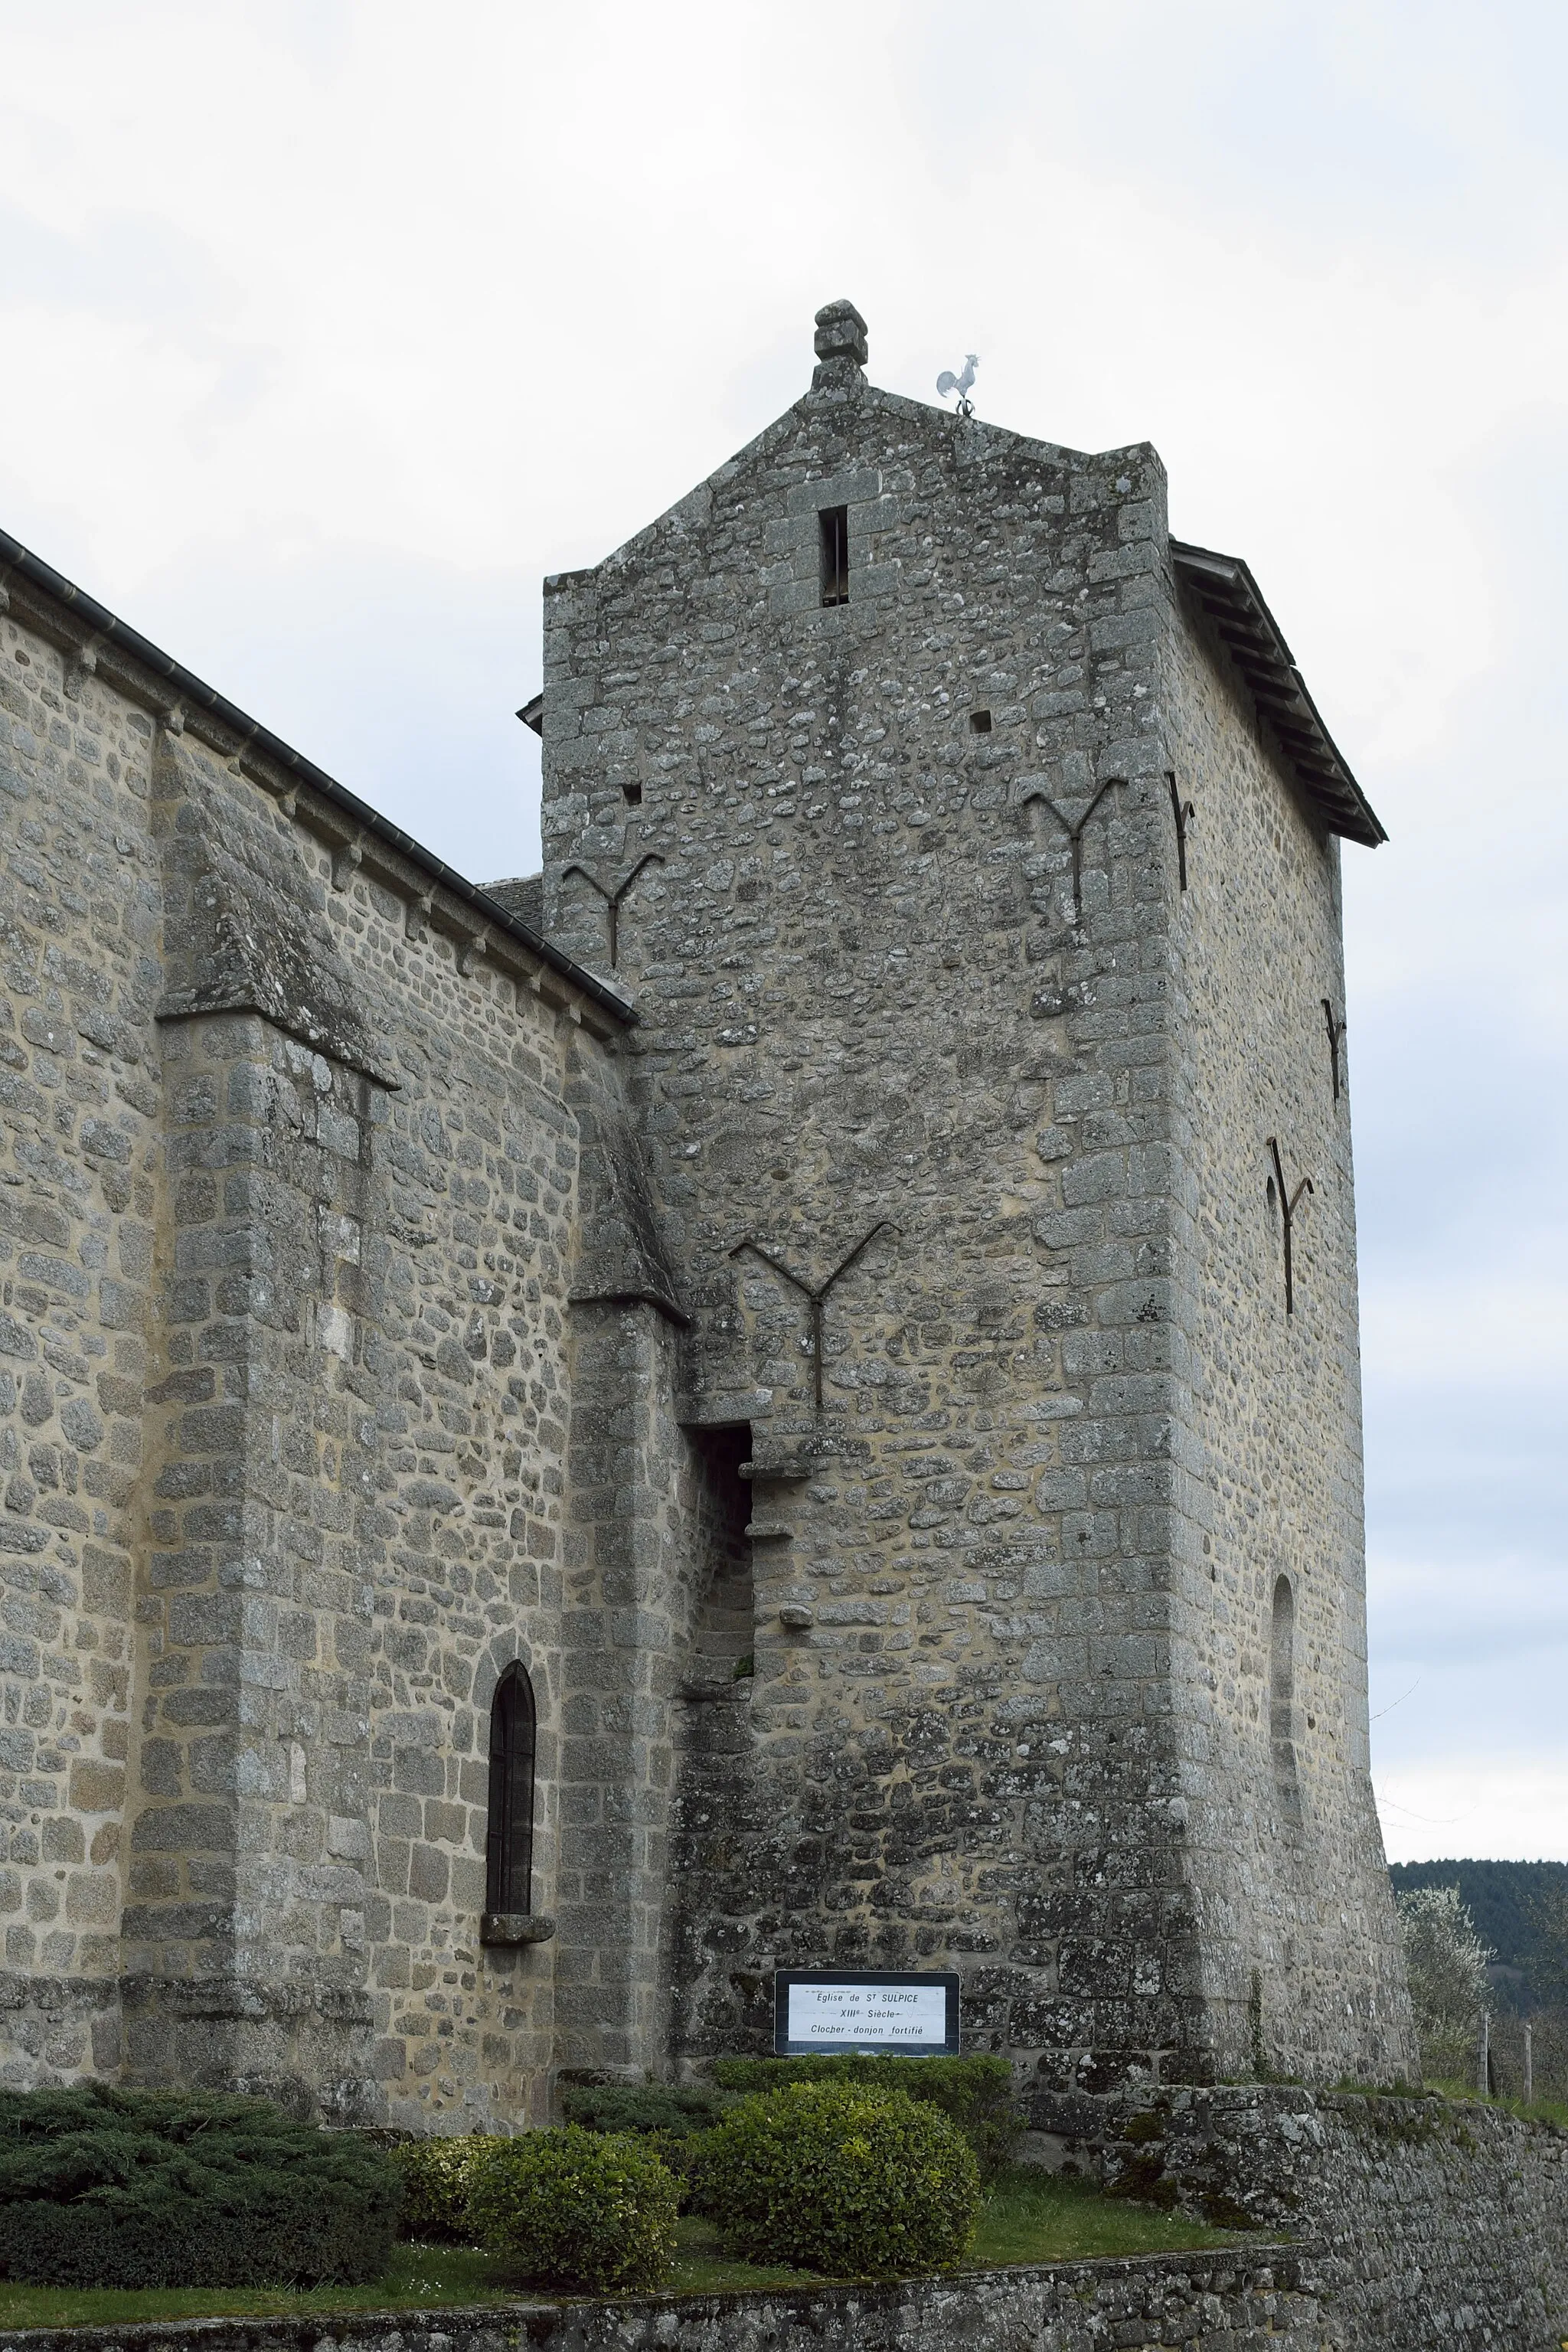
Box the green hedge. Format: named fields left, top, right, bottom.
left=560, top=2085, right=738, bottom=2210
left=466, top=2125, right=678, bottom=2294
left=712, top=2053, right=1023, bottom=2184
left=560, top=2082, right=735, bottom=2138
left=692, top=2081, right=980, bottom=2276
left=0, top=2086, right=399, bottom=2288
left=388, top=2134, right=505, bottom=2242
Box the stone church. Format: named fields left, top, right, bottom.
left=0, top=300, right=1416, bottom=2132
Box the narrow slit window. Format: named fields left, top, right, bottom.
left=1269, top=1575, right=1302, bottom=1826
left=622, top=780, right=643, bottom=807
left=819, top=505, right=849, bottom=606
left=485, top=1662, right=537, bottom=1916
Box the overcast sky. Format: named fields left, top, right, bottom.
left=2, top=0, right=1563, bottom=1864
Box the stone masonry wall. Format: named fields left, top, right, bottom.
left=537, top=323, right=1411, bottom=2092
left=552, top=1295, right=688, bottom=2086
left=0, top=305, right=1413, bottom=2129
left=0, top=569, right=632, bottom=2128
left=1087, top=2085, right=1568, bottom=2351
left=0, top=2249, right=1339, bottom=2352
left=541, top=382, right=1205, bottom=2089
left=1158, top=596, right=1413, bottom=2080
left=0, top=602, right=157, bottom=2087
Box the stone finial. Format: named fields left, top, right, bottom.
left=812, top=299, right=868, bottom=394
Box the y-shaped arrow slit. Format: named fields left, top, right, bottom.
left=1168, top=773, right=1195, bottom=892
left=561, top=853, right=665, bottom=966
left=729, top=1222, right=896, bottom=1411
left=1321, top=999, right=1347, bottom=1106
left=1266, top=1137, right=1314, bottom=1317
left=1021, top=779, right=1121, bottom=920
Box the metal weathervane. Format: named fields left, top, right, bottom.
left=936, top=354, right=979, bottom=418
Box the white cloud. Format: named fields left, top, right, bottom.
left=1377, top=1763, right=1568, bottom=1867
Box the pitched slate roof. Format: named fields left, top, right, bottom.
left=1172, top=539, right=1386, bottom=848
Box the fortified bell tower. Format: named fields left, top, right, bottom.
left=536, top=301, right=1416, bottom=2099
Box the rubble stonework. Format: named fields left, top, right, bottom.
left=0, top=299, right=1414, bottom=2125
left=0, top=2252, right=1341, bottom=2352
left=1085, top=2085, right=1568, bottom=2349
left=0, top=573, right=623, bottom=2126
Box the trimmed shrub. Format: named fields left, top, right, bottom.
left=560, top=2082, right=736, bottom=2138
left=0, top=2084, right=399, bottom=2288
left=691, top=2080, right=980, bottom=2277
left=560, top=2086, right=737, bottom=2211
left=389, top=2133, right=505, bottom=2242
left=466, top=2125, right=678, bottom=2293
left=713, top=2053, right=1022, bottom=2184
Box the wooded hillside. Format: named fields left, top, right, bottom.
left=1390, top=1860, right=1568, bottom=2013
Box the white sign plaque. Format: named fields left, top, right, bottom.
left=787, top=1981, right=948, bottom=2046
left=773, top=1969, right=961, bottom=2053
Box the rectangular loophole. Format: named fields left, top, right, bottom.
left=818, top=505, right=849, bottom=606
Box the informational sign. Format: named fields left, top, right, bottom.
left=773, top=1968, right=961, bottom=2055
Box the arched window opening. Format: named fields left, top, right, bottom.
left=485, top=1663, right=537, bottom=1917
left=1269, top=1576, right=1302, bottom=1828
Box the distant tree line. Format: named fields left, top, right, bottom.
left=1391, top=1860, right=1568, bottom=2105
left=1390, top=1860, right=1568, bottom=2012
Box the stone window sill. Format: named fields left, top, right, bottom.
left=480, top=1913, right=557, bottom=1947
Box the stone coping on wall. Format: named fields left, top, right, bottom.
left=0, top=2246, right=1327, bottom=2352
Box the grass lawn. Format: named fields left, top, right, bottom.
left=969, top=2167, right=1239, bottom=2265
left=1421, top=2079, right=1568, bottom=2131
left=0, top=2246, right=511, bottom=2332
left=0, top=2171, right=1241, bottom=2328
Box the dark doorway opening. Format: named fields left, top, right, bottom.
left=685, top=1423, right=754, bottom=1677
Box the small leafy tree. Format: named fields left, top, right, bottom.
left=1396, top=1883, right=1492, bottom=2083
left=1526, top=1881, right=1568, bottom=2010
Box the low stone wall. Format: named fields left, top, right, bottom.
left=1037, top=2082, right=1568, bottom=2351
left=0, top=2250, right=1331, bottom=2352
left=3, top=2094, right=1563, bottom=2352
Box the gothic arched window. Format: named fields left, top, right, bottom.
left=485, top=1663, right=537, bottom=1916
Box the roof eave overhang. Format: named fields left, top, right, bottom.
left=1171, top=539, right=1387, bottom=848
left=0, top=528, right=635, bottom=1025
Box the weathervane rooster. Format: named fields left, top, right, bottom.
left=936, top=352, right=978, bottom=417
